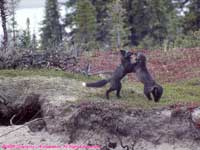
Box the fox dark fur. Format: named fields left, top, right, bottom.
left=82, top=50, right=134, bottom=99
left=132, top=52, right=163, bottom=102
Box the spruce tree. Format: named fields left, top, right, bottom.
left=40, top=0, right=62, bottom=49
left=31, top=33, right=37, bottom=50
left=0, top=0, right=8, bottom=48
left=123, top=0, right=177, bottom=47
left=183, top=0, right=200, bottom=33
left=19, top=30, right=28, bottom=48
left=7, top=0, right=20, bottom=47
left=65, top=0, right=113, bottom=49
left=108, top=0, right=128, bottom=49
left=19, top=18, right=31, bottom=48
left=26, top=18, right=31, bottom=47
left=147, top=0, right=176, bottom=46
left=74, top=0, right=97, bottom=51
left=90, top=0, right=114, bottom=47
left=123, top=0, right=150, bottom=46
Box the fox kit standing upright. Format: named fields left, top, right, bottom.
left=132, top=52, right=163, bottom=102
left=82, top=50, right=134, bottom=99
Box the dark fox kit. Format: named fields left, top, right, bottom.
left=82, top=50, right=134, bottom=99
left=132, top=52, right=163, bottom=102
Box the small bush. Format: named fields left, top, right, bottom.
left=136, top=35, right=161, bottom=50
left=173, top=30, right=200, bottom=48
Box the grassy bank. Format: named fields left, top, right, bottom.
left=0, top=69, right=99, bottom=81
left=0, top=69, right=199, bottom=108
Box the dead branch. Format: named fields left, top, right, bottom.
left=0, top=117, right=49, bottom=138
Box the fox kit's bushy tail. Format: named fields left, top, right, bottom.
left=82, top=79, right=110, bottom=88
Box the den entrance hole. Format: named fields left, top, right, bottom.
left=0, top=94, right=44, bottom=130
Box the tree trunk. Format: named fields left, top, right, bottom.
left=0, top=0, right=8, bottom=49
left=117, top=28, right=121, bottom=49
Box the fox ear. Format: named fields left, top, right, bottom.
left=120, top=50, right=126, bottom=56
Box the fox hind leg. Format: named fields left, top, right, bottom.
left=145, top=92, right=152, bottom=100
left=144, top=86, right=152, bottom=100
left=116, top=89, right=121, bottom=98
left=116, top=83, right=122, bottom=98
left=106, top=88, right=115, bottom=99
